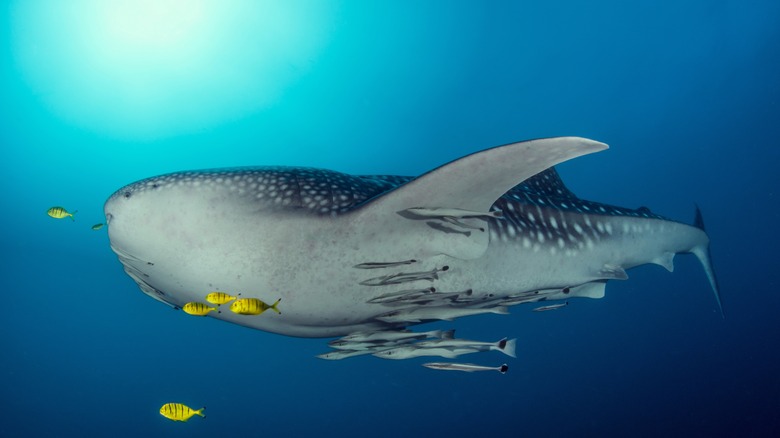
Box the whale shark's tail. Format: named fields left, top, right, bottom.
left=690, top=205, right=723, bottom=318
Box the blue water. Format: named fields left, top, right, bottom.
left=2, top=1, right=779, bottom=436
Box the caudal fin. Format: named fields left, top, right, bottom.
left=691, top=205, right=723, bottom=318
left=497, top=338, right=517, bottom=358
left=195, top=407, right=206, bottom=418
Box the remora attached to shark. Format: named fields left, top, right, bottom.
left=104, top=137, right=721, bottom=343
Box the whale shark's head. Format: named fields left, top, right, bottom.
left=105, top=166, right=398, bottom=257
left=103, top=168, right=296, bottom=306
left=103, top=166, right=403, bottom=309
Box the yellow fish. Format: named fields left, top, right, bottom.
left=159, top=403, right=205, bottom=422
left=229, top=297, right=281, bottom=315
left=47, top=206, right=77, bottom=221
left=182, top=302, right=217, bottom=316
left=91, top=223, right=105, bottom=230
left=205, top=291, right=237, bottom=305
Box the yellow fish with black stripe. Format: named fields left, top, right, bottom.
left=182, top=302, right=218, bottom=316
left=205, top=291, right=237, bottom=305
left=159, top=403, right=205, bottom=422
left=47, top=206, right=77, bottom=221
left=230, top=297, right=281, bottom=315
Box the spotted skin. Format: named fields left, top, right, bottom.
left=104, top=137, right=721, bottom=340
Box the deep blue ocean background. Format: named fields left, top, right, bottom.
left=2, top=1, right=779, bottom=436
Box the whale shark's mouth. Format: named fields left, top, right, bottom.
left=122, top=265, right=177, bottom=309
left=109, top=243, right=176, bottom=308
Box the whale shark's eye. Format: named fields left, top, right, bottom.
left=123, top=191, right=132, bottom=199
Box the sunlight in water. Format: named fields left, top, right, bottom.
left=10, top=0, right=334, bottom=140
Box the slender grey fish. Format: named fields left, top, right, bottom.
left=373, top=345, right=479, bottom=360
left=317, top=349, right=379, bottom=360
left=422, top=362, right=509, bottom=374
left=532, top=301, right=568, bottom=312
left=413, top=337, right=517, bottom=358
left=335, top=329, right=454, bottom=343
left=376, top=305, right=509, bottom=324
left=328, top=336, right=424, bottom=351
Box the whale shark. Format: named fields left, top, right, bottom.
left=104, top=137, right=720, bottom=346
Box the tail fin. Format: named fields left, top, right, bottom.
left=270, top=298, right=281, bottom=314
left=497, top=338, right=517, bottom=358
left=70, top=210, right=78, bottom=221
left=691, top=205, right=724, bottom=318
left=499, top=364, right=509, bottom=374
left=196, top=407, right=206, bottom=418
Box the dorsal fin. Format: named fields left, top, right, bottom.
left=357, top=137, right=606, bottom=215
left=351, top=137, right=608, bottom=260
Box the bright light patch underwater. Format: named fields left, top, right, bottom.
left=11, top=0, right=333, bottom=139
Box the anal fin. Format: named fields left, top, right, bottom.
left=599, top=264, right=628, bottom=280
left=652, top=252, right=675, bottom=272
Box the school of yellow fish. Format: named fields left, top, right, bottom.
left=47, top=202, right=523, bottom=422
left=48, top=205, right=284, bottom=422
left=182, top=292, right=281, bottom=317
